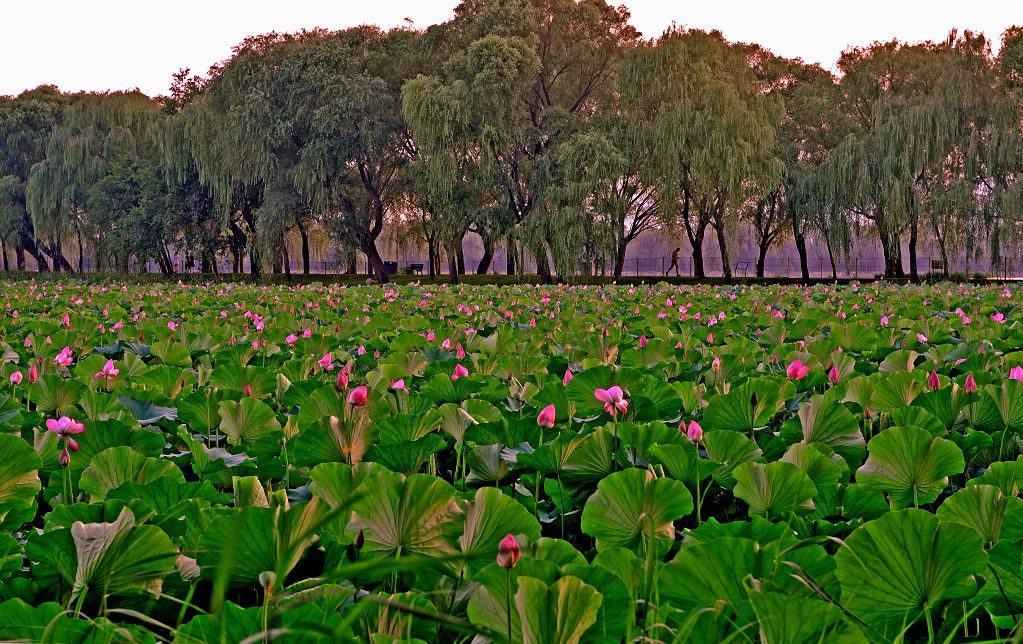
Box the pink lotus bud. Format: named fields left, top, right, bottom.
left=496, top=533, right=521, bottom=568
left=451, top=363, right=469, bottom=380
left=964, top=374, right=977, bottom=394
left=336, top=370, right=349, bottom=391
left=27, top=364, right=37, bottom=383
left=9, top=371, right=22, bottom=385
left=426, top=330, right=435, bottom=342
left=563, top=369, right=573, bottom=386
left=638, top=335, right=648, bottom=348
left=537, top=404, right=556, bottom=428
left=317, top=353, right=333, bottom=371
left=828, top=366, right=840, bottom=385
left=928, top=370, right=940, bottom=391
left=59, top=446, right=71, bottom=467
left=456, top=343, right=465, bottom=360
left=390, top=378, right=409, bottom=393
left=243, top=384, right=253, bottom=396
left=347, top=385, right=368, bottom=407
left=1011, top=366, right=1023, bottom=382
left=686, top=420, right=703, bottom=442
left=711, top=356, right=721, bottom=371
left=707, top=332, right=713, bottom=344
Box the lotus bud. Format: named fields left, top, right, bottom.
left=927, top=370, right=940, bottom=391
left=336, top=370, right=349, bottom=391
left=537, top=404, right=556, bottom=429
left=347, top=385, right=368, bottom=407
left=964, top=374, right=977, bottom=394
left=828, top=366, right=840, bottom=385
left=563, top=369, right=573, bottom=386
left=750, top=392, right=758, bottom=408
left=686, top=420, right=703, bottom=442
left=59, top=446, right=71, bottom=467
left=638, top=334, right=648, bottom=348
left=9, top=371, right=22, bottom=385
left=497, top=533, right=521, bottom=568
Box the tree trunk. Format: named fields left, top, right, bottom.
left=714, top=218, right=732, bottom=283
left=76, top=227, right=84, bottom=272
left=52, top=240, right=73, bottom=273
left=297, top=220, right=310, bottom=274
left=446, top=241, right=459, bottom=285
left=477, top=236, right=494, bottom=274
left=282, top=248, right=292, bottom=281
left=456, top=244, right=465, bottom=275
left=691, top=241, right=705, bottom=279
left=825, top=236, right=838, bottom=280
left=506, top=234, right=516, bottom=274
left=613, top=243, right=627, bottom=279
left=0, top=239, right=7, bottom=271
left=908, top=216, right=919, bottom=282
left=756, top=242, right=769, bottom=278
left=535, top=243, right=553, bottom=284
left=362, top=240, right=389, bottom=283
left=15, top=244, right=25, bottom=271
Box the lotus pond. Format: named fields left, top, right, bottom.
left=1, top=279, right=1022, bottom=643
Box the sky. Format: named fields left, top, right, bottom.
left=2, top=0, right=1020, bottom=97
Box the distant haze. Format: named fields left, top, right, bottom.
left=3, top=0, right=1019, bottom=97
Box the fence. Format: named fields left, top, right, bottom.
left=18, top=250, right=1017, bottom=280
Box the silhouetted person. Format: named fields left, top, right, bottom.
left=666, top=248, right=681, bottom=276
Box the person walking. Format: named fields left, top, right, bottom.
left=666, top=247, right=681, bottom=276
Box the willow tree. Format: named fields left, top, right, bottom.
left=25, top=91, right=161, bottom=272
left=986, top=26, right=1023, bottom=263
left=0, top=86, right=68, bottom=270
left=170, top=28, right=414, bottom=282
left=403, top=0, right=638, bottom=283
left=621, top=29, right=782, bottom=280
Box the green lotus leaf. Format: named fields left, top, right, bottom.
left=856, top=425, right=964, bottom=509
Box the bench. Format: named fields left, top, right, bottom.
left=735, top=261, right=750, bottom=277
left=407, top=263, right=424, bottom=275
left=383, top=261, right=398, bottom=274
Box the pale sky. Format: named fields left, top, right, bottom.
left=3, top=0, right=1020, bottom=97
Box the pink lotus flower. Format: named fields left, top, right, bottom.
left=46, top=416, right=85, bottom=445
left=27, top=364, right=37, bottom=383
left=828, top=366, right=840, bottom=385
left=390, top=378, right=409, bottom=393
left=357, top=345, right=366, bottom=356
left=537, top=404, right=556, bottom=428
left=285, top=333, right=299, bottom=346
left=707, top=332, right=713, bottom=344
left=928, top=370, right=940, bottom=391
left=992, top=312, right=1006, bottom=323
left=336, top=370, right=349, bottom=391
left=167, top=321, right=176, bottom=331
left=563, top=369, right=573, bottom=386
left=880, top=315, right=889, bottom=327
left=496, top=533, right=521, bottom=568
left=347, top=385, right=368, bottom=407
left=451, top=363, right=469, bottom=380
left=964, top=374, right=978, bottom=394
left=302, top=328, right=312, bottom=339
left=442, top=338, right=451, bottom=350
left=317, top=353, right=333, bottom=371
left=711, top=356, right=721, bottom=371
left=61, top=314, right=70, bottom=328
left=1011, top=366, right=1023, bottom=382
left=916, top=333, right=928, bottom=343
left=9, top=371, right=22, bottom=385
left=594, top=386, right=628, bottom=416
left=93, top=359, right=119, bottom=381
left=638, top=335, right=648, bottom=348
left=243, top=384, right=253, bottom=396
left=685, top=419, right=703, bottom=442
left=426, top=330, right=435, bottom=342
left=54, top=346, right=73, bottom=367
left=786, top=360, right=809, bottom=380
left=456, top=343, right=466, bottom=360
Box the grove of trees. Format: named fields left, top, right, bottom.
left=1, top=0, right=1021, bottom=283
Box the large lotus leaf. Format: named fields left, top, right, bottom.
left=911, top=389, right=962, bottom=430
left=968, top=457, right=1023, bottom=496
left=0, top=395, right=22, bottom=431
left=889, top=405, right=946, bottom=436
left=0, top=599, right=63, bottom=642
left=963, top=391, right=1005, bottom=433
left=561, top=428, right=617, bottom=484
left=781, top=395, right=864, bottom=458
left=151, top=340, right=193, bottom=368
left=0, top=434, right=41, bottom=530
left=459, top=487, right=541, bottom=576
left=420, top=372, right=482, bottom=404
left=438, top=399, right=502, bottom=443
left=217, top=397, right=280, bottom=445
left=988, top=379, right=1023, bottom=432
left=349, top=471, right=463, bottom=561
left=133, top=365, right=195, bottom=399
left=732, top=461, right=817, bottom=519
left=701, top=380, right=780, bottom=433
left=516, top=576, right=602, bottom=644
left=467, top=560, right=561, bottom=644
left=80, top=446, right=184, bottom=502
left=748, top=591, right=847, bottom=644
left=377, top=409, right=443, bottom=444
left=106, top=477, right=230, bottom=515
left=518, top=432, right=588, bottom=476
left=648, top=443, right=721, bottom=486
left=0, top=598, right=160, bottom=643
left=27, top=507, right=176, bottom=605
left=974, top=539, right=1023, bottom=626
left=63, top=419, right=165, bottom=477
left=117, top=395, right=178, bottom=425
left=936, top=484, right=1023, bottom=546
left=878, top=349, right=918, bottom=372
left=178, top=389, right=237, bottom=434
left=834, top=509, right=987, bottom=640
left=579, top=468, right=692, bottom=556
left=175, top=598, right=351, bottom=644
left=198, top=497, right=329, bottom=586
left=701, top=430, right=763, bottom=488
left=210, top=363, right=277, bottom=396
left=560, top=563, right=631, bottom=644
left=856, top=426, right=964, bottom=509
left=365, top=434, right=447, bottom=475
left=33, top=375, right=86, bottom=415
left=292, top=413, right=378, bottom=468
left=565, top=365, right=644, bottom=418
left=615, top=422, right=686, bottom=461
left=868, top=371, right=921, bottom=412
left=830, top=323, right=878, bottom=354
left=663, top=537, right=837, bottom=613
left=466, top=444, right=509, bottom=484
